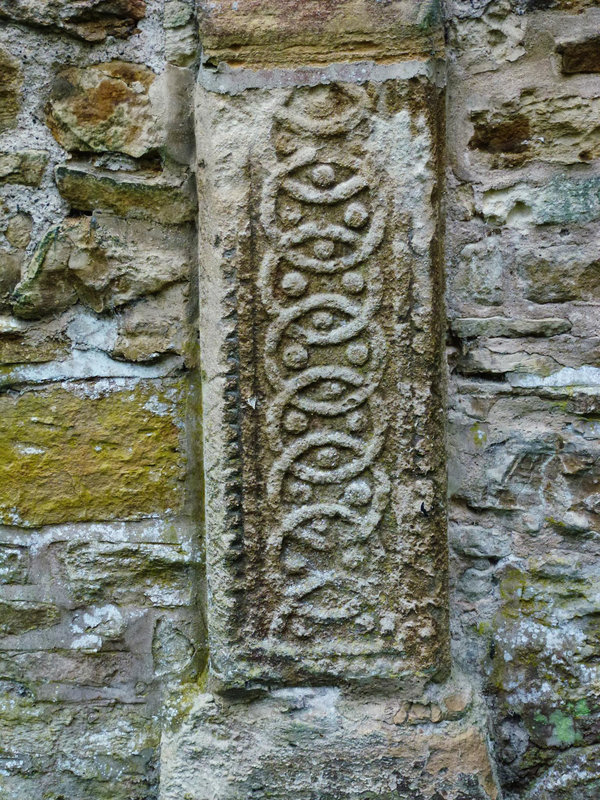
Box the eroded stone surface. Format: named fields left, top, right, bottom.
left=198, top=0, right=445, bottom=66
left=55, top=163, right=196, bottom=223
left=112, top=282, right=196, bottom=364
left=0, top=0, right=146, bottom=41
left=160, top=689, right=499, bottom=800
left=470, top=92, right=600, bottom=166
left=0, top=151, right=48, bottom=186
left=489, top=556, right=600, bottom=797
left=558, top=35, right=600, bottom=74
left=0, top=379, right=186, bottom=527
left=47, top=62, right=160, bottom=158
left=197, top=70, right=448, bottom=687
left=12, top=212, right=194, bottom=318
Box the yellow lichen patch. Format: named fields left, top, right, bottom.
left=0, top=379, right=186, bottom=527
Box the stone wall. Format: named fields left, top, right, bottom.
left=0, top=3, right=203, bottom=798
left=446, top=2, right=600, bottom=798
left=0, top=1, right=598, bottom=798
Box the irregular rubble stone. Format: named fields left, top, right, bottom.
left=0, top=599, right=60, bottom=636
left=55, top=163, right=196, bottom=224
left=455, top=334, right=600, bottom=379
left=152, top=617, right=197, bottom=679
left=0, top=314, right=70, bottom=364
left=449, top=387, right=600, bottom=519
left=10, top=226, right=78, bottom=319
left=520, top=241, right=600, bottom=304
left=112, top=283, right=196, bottom=363
left=470, top=93, right=600, bottom=166
left=489, top=556, right=600, bottom=796
left=12, top=212, right=194, bottom=319
left=164, top=0, right=197, bottom=66
left=450, top=524, right=512, bottom=560
left=0, top=47, right=22, bottom=133
left=0, top=0, right=146, bottom=42
left=447, top=0, right=526, bottom=73
left=0, top=694, right=159, bottom=800
left=524, top=746, right=600, bottom=799
left=47, top=62, right=161, bottom=158
left=0, top=379, right=186, bottom=527
left=161, top=689, right=499, bottom=800
left=0, top=543, right=29, bottom=584
left=5, top=213, right=33, bottom=250
left=0, top=151, right=49, bottom=187
left=479, top=177, right=600, bottom=226
left=0, top=212, right=32, bottom=312
left=454, top=238, right=505, bottom=305
left=60, top=539, right=193, bottom=605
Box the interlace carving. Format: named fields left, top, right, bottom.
left=259, top=85, right=393, bottom=642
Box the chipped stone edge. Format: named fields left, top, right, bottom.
left=198, top=58, right=446, bottom=95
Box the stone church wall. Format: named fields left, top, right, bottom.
left=0, top=1, right=598, bottom=798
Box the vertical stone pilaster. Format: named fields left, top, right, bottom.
left=160, top=4, right=499, bottom=798
left=197, top=4, right=449, bottom=691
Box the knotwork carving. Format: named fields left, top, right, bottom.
left=258, top=85, right=393, bottom=641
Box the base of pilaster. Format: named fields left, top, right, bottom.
left=160, top=684, right=500, bottom=800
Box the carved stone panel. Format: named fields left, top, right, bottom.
left=197, top=64, right=449, bottom=688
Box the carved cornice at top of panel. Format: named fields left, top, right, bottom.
left=197, top=0, right=444, bottom=68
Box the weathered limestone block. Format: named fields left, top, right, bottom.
left=55, top=163, right=196, bottom=224
left=0, top=379, right=186, bottom=527
left=47, top=62, right=160, bottom=158
left=198, top=0, right=445, bottom=67
left=0, top=0, right=146, bottom=42
left=453, top=237, right=505, bottom=306
left=161, top=690, right=499, bottom=800
left=519, top=234, right=600, bottom=304
left=197, top=61, right=448, bottom=687
left=0, top=314, right=70, bottom=364
left=448, top=386, right=600, bottom=531
left=112, top=283, right=196, bottom=364
left=450, top=225, right=600, bottom=308
left=165, top=0, right=197, bottom=66
left=0, top=47, right=22, bottom=133
left=0, top=151, right=48, bottom=187
left=451, top=317, right=572, bottom=339
left=0, top=257, right=23, bottom=312
left=61, top=539, right=193, bottom=605
left=4, top=212, right=32, bottom=250
left=455, top=334, right=600, bottom=381
left=0, top=212, right=32, bottom=311
left=447, top=0, right=527, bottom=73
left=12, top=213, right=194, bottom=318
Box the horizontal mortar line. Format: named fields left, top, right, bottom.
left=198, top=59, right=446, bottom=95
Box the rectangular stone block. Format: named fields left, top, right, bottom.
left=160, top=689, right=499, bottom=800
left=197, top=62, right=449, bottom=687
left=198, top=0, right=445, bottom=66
left=0, top=379, right=186, bottom=527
